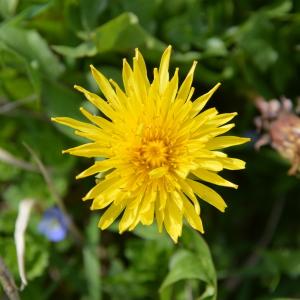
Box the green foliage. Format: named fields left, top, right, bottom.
left=83, top=215, right=101, bottom=300
left=0, top=0, right=300, bottom=299
left=160, top=229, right=217, bottom=300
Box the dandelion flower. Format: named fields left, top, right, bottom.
left=52, top=46, right=249, bottom=242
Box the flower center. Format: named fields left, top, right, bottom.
left=141, top=140, right=168, bottom=168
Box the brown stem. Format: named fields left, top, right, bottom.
left=0, top=256, right=20, bottom=300
left=0, top=147, right=38, bottom=172
left=23, top=143, right=84, bottom=246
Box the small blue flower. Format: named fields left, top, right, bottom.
left=38, top=207, right=69, bottom=242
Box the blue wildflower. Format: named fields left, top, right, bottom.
left=38, top=207, right=69, bottom=242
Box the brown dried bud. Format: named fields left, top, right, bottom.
left=254, top=97, right=300, bottom=175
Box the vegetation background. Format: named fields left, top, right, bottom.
left=0, top=0, right=300, bottom=299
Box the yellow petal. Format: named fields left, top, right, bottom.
left=90, top=65, right=120, bottom=109
left=182, top=194, right=204, bottom=233
left=76, top=159, right=115, bottom=179
left=194, top=123, right=235, bottom=140
left=132, top=56, right=148, bottom=100
left=149, top=166, right=169, bottom=178
left=191, top=83, right=221, bottom=116
left=159, top=45, right=172, bottom=94
left=164, top=200, right=182, bottom=243
left=177, top=178, right=200, bottom=214
left=140, top=185, right=157, bottom=214
left=190, top=108, right=218, bottom=133
left=79, top=107, right=113, bottom=130
left=206, top=136, right=250, bottom=150
left=158, top=183, right=168, bottom=211
left=171, top=190, right=184, bottom=211
left=140, top=200, right=155, bottom=225
left=155, top=198, right=164, bottom=232
left=83, top=176, right=120, bottom=200
left=98, top=201, right=127, bottom=230
left=195, top=159, right=224, bottom=172
left=63, top=142, right=112, bottom=158
left=192, top=169, right=238, bottom=189
left=217, top=157, right=246, bottom=170
left=74, top=85, right=115, bottom=119
left=187, top=179, right=227, bottom=212
left=206, top=112, right=237, bottom=126
left=162, top=68, right=179, bottom=103
left=52, top=117, right=98, bottom=133
left=91, top=194, right=115, bottom=210
left=134, top=48, right=149, bottom=84
left=122, top=58, right=133, bottom=96
left=119, top=203, right=137, bottom=233
left=177, top=61, right=197, bottom=102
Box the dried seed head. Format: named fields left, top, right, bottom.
left=254, top=97, right=300, bottom=175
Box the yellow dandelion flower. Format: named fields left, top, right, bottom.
left=52, top=46, right=249, bottom=242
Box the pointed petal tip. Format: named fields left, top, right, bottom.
left=170, top=236, right=178, bottom=243
left=50, top=117, right=56, bottom=121
left=74, top=84, right=82, bottom=92
left=134, top=48, right=139, bottom=57
left=162, top=45, right=172, bottom=57
left=221, top=205, right=227, bottom=213
left=90, top=203, right=98, bottom=211
left=118, top=226, right=127, bottom=234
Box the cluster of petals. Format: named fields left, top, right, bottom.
left=52, top=46, right=249, bottom=242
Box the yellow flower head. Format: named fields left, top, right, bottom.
left=52, top=46, right=249, bottom=242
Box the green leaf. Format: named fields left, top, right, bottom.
left=80, top=0, right=107, bottom=30
left=264, top=249, right=300, bottom=278
left=83, top=215, right=101, bottom=300
left=236, top=15, right=278, bottom=72
left=3, top=172, right=53, bottom=208
left=0, top=0, right=18, bottom=18
left=263, top=0, right=292, bottom=18
left=132, top=223, right=171, bottom=242
left=41, top=80, right=86, bottom=142
left=0, top=40, right=41, bottom=93
left=0, top=25, right=64, bottom=80
left=5, top=2, right=52, bottom=24
left=160, top=227, right=217, bottom=300
left=204, top=37, right=228, bottom=57
left=184, top=229, right=217, bottom=285
left=160, top=250, right=210, bottom=289
left=0, top=228, right=49, bottom=281
left=52, top=42, right=97, bottom=58
left=93, top=12, right=163, bottom=53
left=26, top=235, right=49, bottom=280
left=119, top=0, right=160, bottom=31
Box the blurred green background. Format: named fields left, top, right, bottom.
left=0, top=0, right=300, bottom=299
